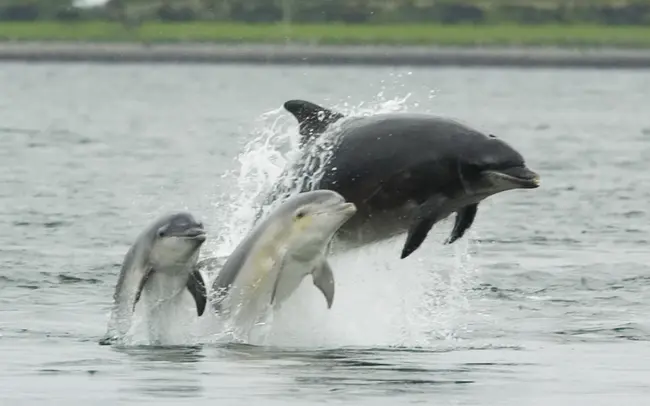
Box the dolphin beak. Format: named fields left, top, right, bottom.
left=182, top=227, right=207, bottom=242
left=484, top=166, right=540, bottom=189
left=329, top=202, right=357, bottom=221
left=337, top=202, right=357, bottom=216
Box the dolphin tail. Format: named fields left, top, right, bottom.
left=401, top=194, right=448, bottom=259
left=445, top=203, right=479, bottom=245
left=283, top=99, right=345, bottom=145
left=186, top=269, right=207, bottom=317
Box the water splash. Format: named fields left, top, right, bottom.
left=200, top=93, right=482, bottom=349
left=205, top=92, right=414, bottom=257
left=102, top=289, right=204, bottom=347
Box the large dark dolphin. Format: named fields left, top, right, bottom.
left=256, top=99, right=540, bottom=259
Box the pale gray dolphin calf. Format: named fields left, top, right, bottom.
left=101, top=212, right=208, bottom=345
left=210, top=190, right=356, bottom=332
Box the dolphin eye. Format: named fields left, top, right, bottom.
left=157, top=229, right=166, bottom=238
left=295, top=210, right=306, bottom=220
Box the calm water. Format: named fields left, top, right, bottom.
left=1, top=63, right=650, bottom=405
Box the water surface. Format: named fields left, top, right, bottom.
left=1, top=64, right=649, bottom=405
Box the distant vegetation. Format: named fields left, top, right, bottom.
left=1, top=0, right=650, bottom=26
left=2, top=21, right=650, bottom=48
left=0, top=1, right=649, bottom=47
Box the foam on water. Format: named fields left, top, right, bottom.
left=193, top=93, right=484, bottom=349
left=246, top=236, right=481, bottom=349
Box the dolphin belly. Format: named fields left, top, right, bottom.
left=211, top=248, right=282, bottom=324
left=331, top=202, right=418, bottom=249
left=135, top=270, right=201, bottom=345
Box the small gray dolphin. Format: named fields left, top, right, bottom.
left=210, top=190, right=356, bottom=328
left=257, top=99, right=540, bottom=259
left=101, top=212, right=208, bottom=345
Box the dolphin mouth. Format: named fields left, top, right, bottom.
left=178, top=227, right=207, bottom=242
left=313, top=201, right=357, bottom=220
left=484, top=166, right=540, bottom=189
left=333, top=202, right=357, bottom=217
left=309, top=202, right=357, bottom=221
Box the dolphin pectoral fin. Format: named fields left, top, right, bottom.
left=270, top=272, right=281, bottom=306
left=401, top=218, right=436, bottom=259
left=401, top=195, right=448, bottom=259
left=133, top=267, right=155, bottom=312
left=312, top=261, right=335, bottom=309
left=283, top=99, right=345, bottom=145
left=270, top=257, right=286, bottom=307
left=186, top=269, right=207, bottom=317
left=445, top=204, right=478, bottom=245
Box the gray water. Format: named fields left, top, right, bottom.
left=1, top=63, right=650, bottom=405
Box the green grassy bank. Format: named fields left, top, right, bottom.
left=1, top=22, right=650, bottom=47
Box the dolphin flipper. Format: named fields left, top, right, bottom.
left=133, top=267, right=155, bottom=311
left=283, top=99, right=345, bottom=145
left=312, top=260, right=335, bottom=309
left=186, top=269, right=207, bottom=317
left=445, top=203, right=478, bottom=245
left=401, top=195, right=448, bottom=259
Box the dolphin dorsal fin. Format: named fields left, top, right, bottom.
left=283, top=99, right=345, bottom=146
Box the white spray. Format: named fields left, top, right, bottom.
left=201, top=93, right=483, bottom=349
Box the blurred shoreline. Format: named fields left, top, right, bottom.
left=1, top=42, right=649, bottom=68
